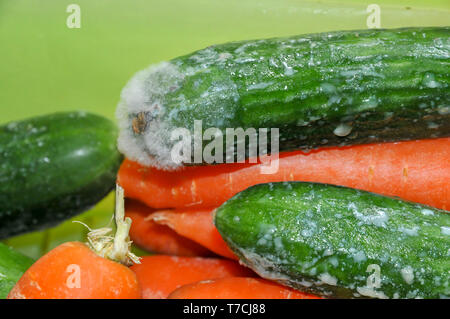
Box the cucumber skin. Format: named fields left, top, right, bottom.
left=119, top=27, right=450, bottom=169
left=0, top=112, right=123, bottom=239
left=214, top=182, right=450, bottom=299
left=0, top=243, right=34, bottom=298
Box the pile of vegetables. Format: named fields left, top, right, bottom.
left=1, top=27, right=449, bottom=299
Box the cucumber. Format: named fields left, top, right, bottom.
left=214, top=182, right=450, bottom=299
left=0, top=112, right=123, bottom=239
left=0, top=243, right=34, bottom=298
left=117, top=27, right=450, bottom=170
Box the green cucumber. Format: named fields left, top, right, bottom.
left=117, top=27, right=450, bottom=170
left=0, top=112, right=123, bottom=239
left=0, top=243, right=34, bottom=298
left=214, top=182, right=450, bottom=299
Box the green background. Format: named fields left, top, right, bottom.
left=1, top=0, right=449, bottom=259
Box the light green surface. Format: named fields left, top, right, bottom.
left=1, top=0, right=449, bottom=259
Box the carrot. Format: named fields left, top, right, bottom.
left=131, top=255, right=254, bottom=298
left=8, top=242, right=140, bottom=299
left=126, top=200, right=213, bottom=257
left=168, top=277, right=322, bottom=299
left=8, top=185, right=141, bottom=299
left=147, top=208, right=237, bottom=260
left=118, top=138, right=450, bottom=210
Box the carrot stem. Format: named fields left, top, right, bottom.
left=75, top=185, right=140, bottom=266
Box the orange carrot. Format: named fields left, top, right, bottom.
left=8, top=242, right=141, bottom=299
left=9, top=185, right=141, bottom=299
left=119, top=138, right=450, bottom=211
left=126, top=200, right=212, bottom=257
left=168, top=277, right=322, bottom=299
left=131, top=255, right=254, bottom=298
left=147, top=208, right=237, bottom=260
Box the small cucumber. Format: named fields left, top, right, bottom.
left=214, top=182, right=450, bottom=299
left=0, top=112, right=123, bottom=239
left=117, top=27, right=450, bottom=170
left=0, top=243, right=34, bottom=298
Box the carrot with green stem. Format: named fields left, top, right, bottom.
left=119, top=138, right=450, bottom=211
left=131, top=255, right=254, bottom=298
left=168, top=277, right=322, bottom=299
left=8, top=185, right=141, bottom=299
